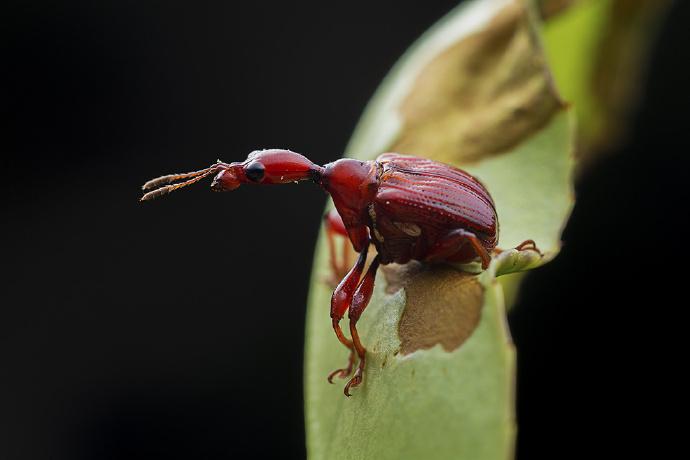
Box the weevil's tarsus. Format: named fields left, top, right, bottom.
left=493, top=239, right=543, bottom=256
left=343, top=254, right=380, bottom=396
left=514, top=239, right=542, bottom=255
left=328, top=328, right=355, bottom=383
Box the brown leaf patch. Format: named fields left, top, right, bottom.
left=393, top=1, right=565, bottom=164
left=396, top=265, right=484, bottom=355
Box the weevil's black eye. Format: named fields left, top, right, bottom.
left=245, top=161, right=265, bottom=182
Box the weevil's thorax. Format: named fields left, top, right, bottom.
left=322, top=159, right=379, bottom=228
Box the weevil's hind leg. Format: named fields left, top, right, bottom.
left=341, top=235, right=351, bottom=277
left=324, top=210, right=351, bottom=288
left=328, top=244, right=369, bottom=383
left=426, top=228, right=492, bottom=270
left=514, top=239, right=542, bottom=255
left=343, top=255, right=380, bottom=397
left=326, top=333, right=356, bottom=384
left=494, top=239, right=543, bottom=256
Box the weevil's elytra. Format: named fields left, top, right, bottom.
left=141, top=148, right=540, bottom=397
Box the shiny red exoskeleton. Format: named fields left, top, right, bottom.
left=141, top=149, right=537, bottom=396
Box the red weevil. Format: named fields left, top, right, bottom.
left=141, top=149, right=538, bottom=396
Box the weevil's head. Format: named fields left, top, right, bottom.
left=210, top=149, right=324, bottom=191
left=321, top=159, right=378, bottom=225
left=140, top=149, right=325, bottom=201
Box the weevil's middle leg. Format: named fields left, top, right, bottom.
left=328, top=244, right=369, bottom=383
left=343, top=255, right=380, bottom=397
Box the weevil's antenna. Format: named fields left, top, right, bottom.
left=142, top=166, right=221, bottom=191
left=140, top=164, right=224, bottom=201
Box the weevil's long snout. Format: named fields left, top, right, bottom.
left=210, top=168, right=240, bottom=192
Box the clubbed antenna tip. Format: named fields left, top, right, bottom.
left=140, top=185, right=175, bottom=201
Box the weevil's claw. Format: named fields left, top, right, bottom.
left=343, top=371, right=363, bottom=397
left=515, top=239, right=543, bottom=256
left=495, top=240, right=544, bottom=257
left=327, top=350, right=356, bottom=383
left=327, top=367, right=352, bottom=384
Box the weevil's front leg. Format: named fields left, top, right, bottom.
left=343, top=255, right=380, bottom=397
left=426, top=228, right=492, bottom=270
left=328, top=243, right=369, bottom=383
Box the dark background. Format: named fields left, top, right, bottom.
left=3, top=1, right=688, bottom=459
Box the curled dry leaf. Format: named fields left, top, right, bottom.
left=394, top=1, right=566, bottom=164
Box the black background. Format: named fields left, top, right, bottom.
left=3, top=1, right=688, bottom=459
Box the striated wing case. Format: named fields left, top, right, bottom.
left=372, top=153, right=498, bottom=263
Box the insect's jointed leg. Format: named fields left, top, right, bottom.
left=514, top=239, right=542, bottom=254
left=426, top=228, right=492, bottom=269
left=494, top=239, right=543, bottom=256
left=324, top=210, right=352, bottom=287
left=328, top=244, right=369, bottom=383
left=343, top=255, right=380, bottom=396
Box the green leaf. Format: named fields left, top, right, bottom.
left=306, top=260, right=516, bottom=460
left=305, top=0, right=575, bottom=458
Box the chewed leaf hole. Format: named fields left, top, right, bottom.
left=383, top=264, right=484, bottom=355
